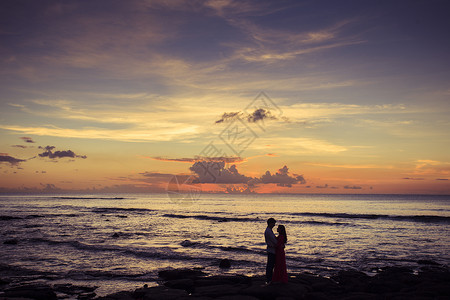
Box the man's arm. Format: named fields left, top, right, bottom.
left=265, top=229, right=277, bottom=248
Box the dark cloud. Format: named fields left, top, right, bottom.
left=215, top=112, right=242, bottom=124
left=38, top=146, right=87, bottom=159
left=0, top=154, right=26, bottom=166
left=436, top=178, right=448, bottom=181
left=259, top=165, right=305, bottom=187
left=247, top=108, right=277, bottom=123
left=215, top=109, right=279, bottom=124
left=190, top=161, right=252, bottom=184
left=189, top=161, right=305, bottom=188
left=140, top=171, right=174, bottom=178
left=316, top=184, right=328, bottom=189
left=21, top=137, right=35, bottom=143
left=12, top=145, right=28, bottom=148
left=402, top=177, right=425, bottom=180
left=344, top=185, right=362, bottom=189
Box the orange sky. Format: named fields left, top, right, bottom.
left=1, top=1, right=449, bottom=195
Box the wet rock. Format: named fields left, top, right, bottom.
left=158, top=268, right=206, bottom=280
left=2, top=283, right=57, bottom=300
left=367, top=266, right=420, bottom=295
left=180, top=240, right=198, bottom=247
left=273, top=282, right=309, bottom=299
left=78, top=291, right=97, bottom=299
left=177, top=297, right=213, bottom=300
left=291, top=273, right=336, bottom=293
left=216, top=295, right=259, bottom=300
left=195, top=275, right=250, bottom=287
left=303, top=291, right=330, bottom=300
left=133, top=286, right=188, bottom=300
left=0, top=277, right=10, bottom=286
left=53, top=283, right=97, bottom=295
left=417, top=259, right=440, bottom=266
left=242, top=282, right=308, bottom=300
left=3, top=238, right=18, bottom=245
left=164, top=278, right=195, bottom=292
left=338, top=292, right=378, bottom=300
left=99, top=267, right=450, bottom=300
left=219, top=258, right=231, bottom=269
left=193, top=284, right=246, bottom=298
left=332, top=269, right=370, bottom=292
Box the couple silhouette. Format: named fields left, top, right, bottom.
left=264, top=218, right=288, bottom=284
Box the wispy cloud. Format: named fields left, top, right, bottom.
left=412, top=160, right=450, bottom=176
left=150, top=156, right=244, bottom=164
left=307, top=163, right=394, bottom=169
left=20, top=137, right=35, bottom=143
left=0, top=125, right=201, bottom=142
left=256, top=137, right=347, bottom=154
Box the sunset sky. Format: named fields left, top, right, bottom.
left=1, top=0, right=449, bottom=194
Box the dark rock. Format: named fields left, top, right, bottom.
left=273, top=282, right=309, bottom=299
left=3, top=238, right=18, bottom=245
left=164, top=278, right=195, bottom=292
left=53, top=283, right=97, bottom=295
left=242, top=282, right=308, bottom=300
left=304, top=291, right=330, bottom=300
left=332, top=269, right=370, bottom=292
left=367, top=266, right=419, bottom=294
left=338, top=292, right=378, bottom=300
left=216, top=295, right=259, bottom=300
left=2, top=283, right=57, bottom=300
left=219, top=259, right=231, bottom=269
left=177, top=297, right=213, bottom=300
left=291, top=273, right=337, bottom=293
left=415, top=268, right=450, bottom=298
left=158, top=268, right=206, bottom=280
left=77, top=292, right=97, bottom=299
left=180, top=240, right=198, bottom=247
left=193, top=284, right=246, bottom=297
left=195, top=275, right=250, bottom=287
left=133, top=286, right=188, bottom=300
left=417, top=259, right=440, bottom=266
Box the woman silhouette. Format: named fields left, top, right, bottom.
left=272, top=225, right=288, bottom=283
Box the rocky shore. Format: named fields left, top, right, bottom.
left=1, top=265, right=449, bottom=299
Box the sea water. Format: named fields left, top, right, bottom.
left=1, top=193, right=449, bottom=296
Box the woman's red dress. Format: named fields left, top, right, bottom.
left=272, top=234, right=288, bottom=283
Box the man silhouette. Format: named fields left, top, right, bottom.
left=264, top=217, right=277, bottom=283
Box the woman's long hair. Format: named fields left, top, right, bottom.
left=278, top=225, right=287, bottom=243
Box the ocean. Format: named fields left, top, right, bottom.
left=1, top=193, right=449, bottom=297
